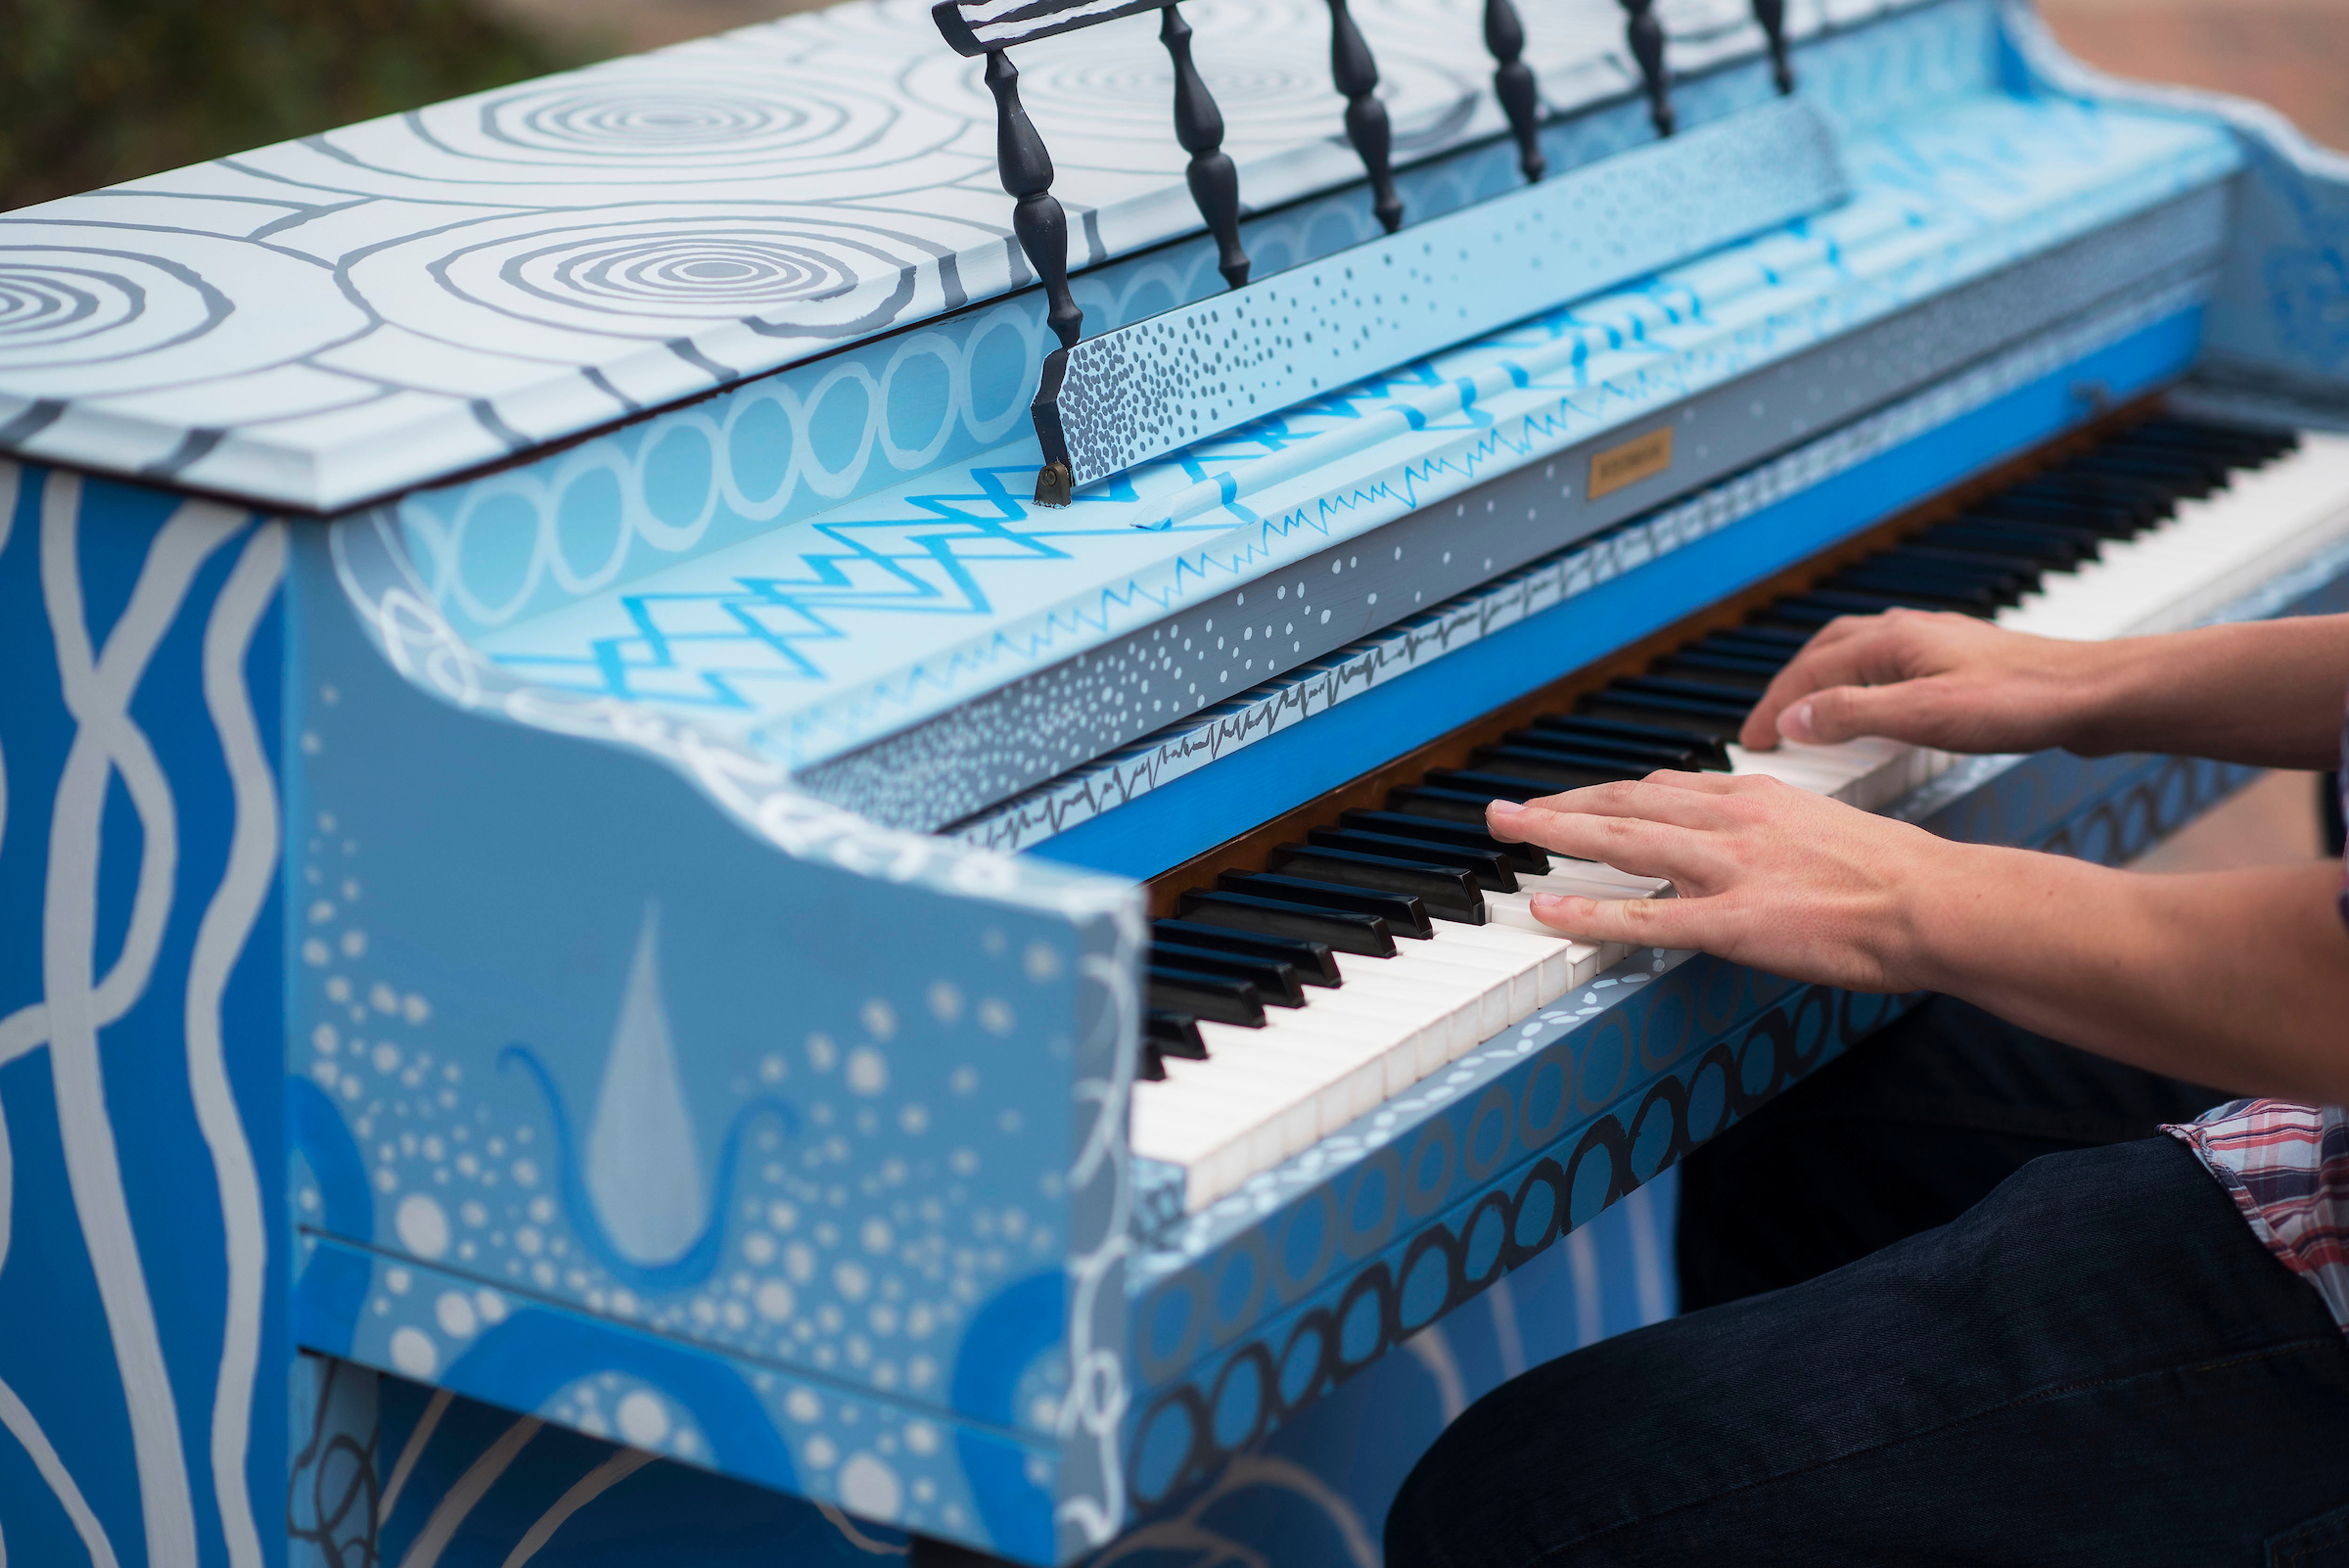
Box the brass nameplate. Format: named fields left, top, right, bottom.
left=1589, top=427, right=1674, bottom=500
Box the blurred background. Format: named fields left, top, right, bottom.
left=1, top=0, right=2339, bottom=863
left=6, top=0, right=2345, bottom=213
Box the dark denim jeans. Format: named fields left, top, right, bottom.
left=1386, top=998, right=2349, bottom=1567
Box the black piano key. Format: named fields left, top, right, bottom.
left=2102, top=425, right=2264, bottom=465
left=1261, top=846, right=1485, bottom=923
left=1387, top=784, right=1523, bottom=825
left=1147, top=965, right=1267, bottom=1027
left=1528, top=713, right=1732, bottom=769
left=1825, top=567, right=2009, bottom=611
left=1150, top=918, right=1342, bottom=986
left=1339, top=809, right=1552, bottom=873
left=2064, top=451, right=2223, bottom=496
left=1507, top=725, right=1693, bottom=768
left=1775, top=588, right=1991, bottom=620
left=1572, top=696, right=1745, bottom=746
left=1607, top=673, right=1766, bottom=711
left=2127, top=418, right=2294, bottom=464
left=1137, top=1042, right=1168, bottom=1080
left=1878, top=542, right=2047, bottom=581
left=1916, top=521, right=2098, bottom=568
left=1219, top=870, right=1437, bottom=938
left=1988, top=480, right=2162, bottom=518
left=1473, top=744, right=1654, bottom=790
left=1424, top=765, right=1634, bottom=800
left=1587, top=682, right=1753, bottom=720
left=1712, top=623, right=1811, bottom=653
left=1307, top=826, right=1518, bottom=891
left=1174, top=890, right=1396, bottom=956
left=1146, top=1009, right=1210, bottom=1058
left=2013, top=471, right=2178, bottom=515
left=1150, top=942, right=1308, bottom=1006
left=1647, top=652, right=1776, bottom=690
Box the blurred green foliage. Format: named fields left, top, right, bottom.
left=1, top=0, right=596, bottom=210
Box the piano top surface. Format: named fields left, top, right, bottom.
left=0, top=0, right=1901, bottom=513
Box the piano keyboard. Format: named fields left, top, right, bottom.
left=1134, top=417, right=2349, bottom=1212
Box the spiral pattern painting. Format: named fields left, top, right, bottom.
left=0, top=0, right=1868, bottom=512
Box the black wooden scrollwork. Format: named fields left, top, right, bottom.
left=1325, top=0, right=1405, bottom=231
left=1484, top=0, right=1546, bottom=183
left=1619, top=0, right=1675, bottom=137
left=1163, top=5, right=1250, bottom=288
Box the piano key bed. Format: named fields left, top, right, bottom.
left=12, top=0, right=2349, bottom=1564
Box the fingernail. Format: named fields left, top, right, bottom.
left=1487, top=798, right=1525, bottom=816
left=1782, top=699, right=1815, bottom=744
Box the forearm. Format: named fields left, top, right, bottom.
left=2063, top=616, right=2349, bottom=768
left=1911, top=848, right=2349, bottom=1102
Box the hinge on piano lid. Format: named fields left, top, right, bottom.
left=1032, top=348, right=1075, bottom=508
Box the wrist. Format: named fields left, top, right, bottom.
left=2045, top=638, right=2145, bottom=757
left=1891, top=838, right=2045, bottom=995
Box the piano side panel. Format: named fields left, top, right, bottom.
left=282, top=1188, right=1681, bottom=1568
left=0, top=462, right=296, bottom=1568
left=279, top=518, right=1144, bottom=1562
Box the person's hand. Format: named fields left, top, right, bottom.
left=1487, top=772, right=1968, bottom=992
left=1738, top=609, right=2114, bottom=756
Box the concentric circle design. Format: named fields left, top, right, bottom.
left=499, top=88, right=815, bottom=153
left=518, top=231, right=861, bottom=316
left=361, top=63, right=938, bottom=185
left=0, top=248, right=226, bottom=369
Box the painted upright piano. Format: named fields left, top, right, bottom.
left=5, top=0, right=2349, bottom=1562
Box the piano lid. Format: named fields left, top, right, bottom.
left=0, top=0, right=1916, bottom=513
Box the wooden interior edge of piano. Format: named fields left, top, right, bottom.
left=1138, top=392, right=2165, bottom=916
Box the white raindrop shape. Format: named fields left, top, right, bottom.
left=585, top=903, right=708, bottom=1267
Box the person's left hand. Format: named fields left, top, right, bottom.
left=1486, top=772, right=1965, bottom=992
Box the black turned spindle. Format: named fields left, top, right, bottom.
left=1162, top=5, right=1249, bottom=289
left=1752, top=0, right=1794, bottom=94
left=985, top=49, right=1082, bottom=353
left=1620, top=0, right=1674, bottom=137
left=1484, top=0, right=1545, bottom=183
left=1325, top=0, right=1404, bottom=232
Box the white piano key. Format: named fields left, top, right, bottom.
left=1194, top=1018, right=1391, bottom=1128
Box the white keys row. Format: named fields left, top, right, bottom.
left=1132, top=916, right=1653, bottom=1209
left=1727, top=432, right=2349, bottom=807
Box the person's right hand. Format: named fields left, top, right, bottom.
left=1738, top=609, right=2115, bottom=756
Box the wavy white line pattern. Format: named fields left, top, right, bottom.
left=498, top=1450, right=660, bottom=1568
left=40, top=477, right=253, bottom=1568
left=396, top=1416, right=544, bottom=1568
left=188, top=523, right=287, bottom=1568
left=0, top=1375, right=120, bottom=1568
left=1, top=458, right=285, bottom=1568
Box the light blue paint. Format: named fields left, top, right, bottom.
left=1027, top=303, right=2206, bottom=879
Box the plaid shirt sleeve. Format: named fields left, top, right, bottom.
left=2160, top=747, right=2349, bottom=1334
